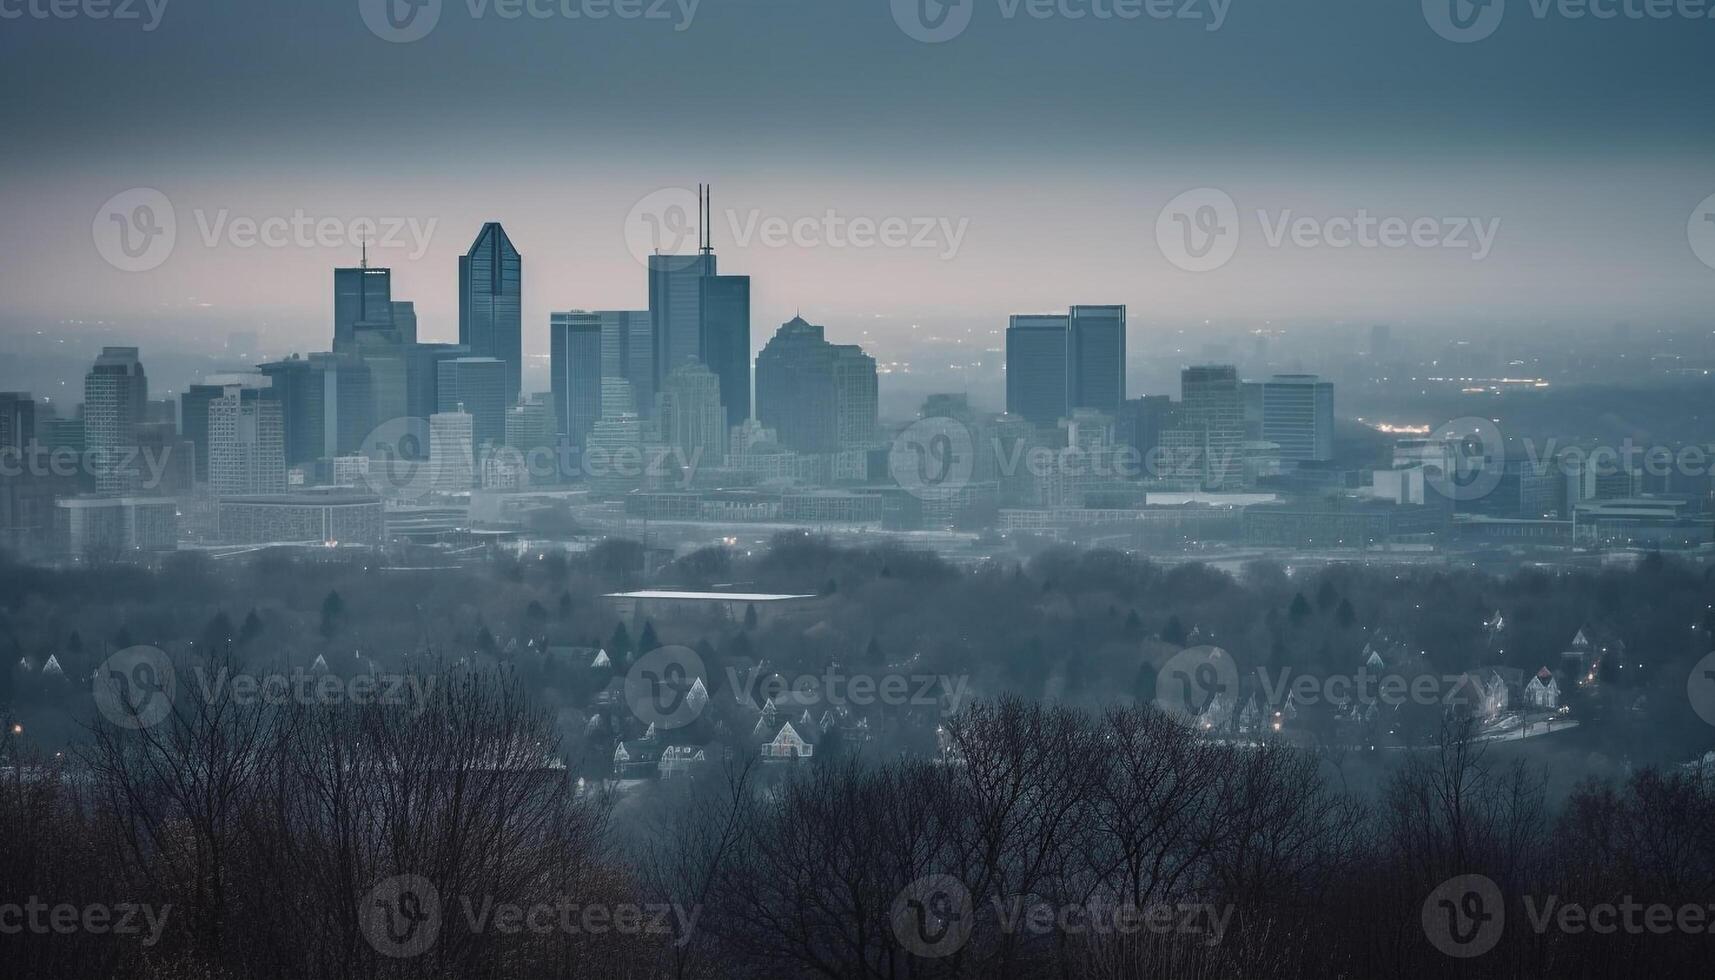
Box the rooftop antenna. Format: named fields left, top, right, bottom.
left=360, top=235, right=368, bottom=270
left=701, top=183, right=713, bottom=256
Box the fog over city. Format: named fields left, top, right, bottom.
left=2, top=3, right=1715, bottom=979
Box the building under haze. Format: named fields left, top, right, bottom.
left=1005, top=305, right=1127, bottom=427
left=754, top=316, right=878, bottom=455
left=1259, top=374, right=1335, bottom=462
left=83, top=347, right=148, bottom=495
left=0, top=392, right=36, bottom=450
left=647, top=197, right=751, bottom=427
left=549, top=312, right=603, bottom=449
left=333, top=263, right=392, bottom=351
left=429, top=408, right=475, bottom=492
left=1167, top=365, right=1245, bottom=490
left=655, top=361, right=727, bottom=461
left=208, top=386, right=286, bottom=496
left=436, top=356, right=507, bottom=450
left=459, top=223, right=523, bottom=406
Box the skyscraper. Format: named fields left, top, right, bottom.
left=208, top=386, right=286, bottom=496
left=647, top=187, right=750, bottom=427
left=1005, top=315, right=1069, bottom=428
left=436, top=356, right=507, bottom=450
left=656, top=361, right=727, bottom=460
left=754, top=316, right=878, bottom=454
left=0, top=392, right=35, bottom=451
left=83, top=347, right=148, bottom=495
left=1260, top=374, right=1335, bottom=462
left=333, top=264, right=392, bottom=350
left=391, top=301, right=418, bottom=345
left=549, top=312, right=602, bottom=449
left=459, top=223, right=523, bottom=406
left=1066, top=305, right=1126, bottom=416
left=586, top=379, right=642, bottom=495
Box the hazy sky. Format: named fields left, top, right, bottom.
left=3, top=0, right=1714, bottom=362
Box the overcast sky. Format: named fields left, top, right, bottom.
left=3, top=0, right=1713, bottom=359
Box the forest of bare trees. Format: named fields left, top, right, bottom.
left=2, top=538, right=1714, bottom=977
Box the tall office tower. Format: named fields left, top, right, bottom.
left=333, top=263, right=392, bottom=351
left=700, top=272, right=750, bottom=428
left=600, top=378, right=636, bottom=419
left=606, top=310, right=656, bottom=415
left=459, top=222, right=522, bottom=406
left=208, top=386, right=286, bottom=496
left=648, top=186, right=750, bottom=427
left=755, top=316, right=878, bottom=454
left=549, top=312, right=602, bottom=449
left=179, top=383, right=224, bottom=480
left=1066, top=304, right=1126, bottom=416
left=1174, top=365, right=1246, bottom=489
left=656, top=362, right=727, bottom=460
left=84, top=347, right=148, bottom=495
left=1005, top=315, right=1069, bottom=427
left=403, top=342, right=470, bottom=422
left=311, top=352, right=375, bottom=460
left=832, top=344, right=879, bottom=450
left=429, top=408, right=475, bottom=492
left=436, top=356, right=507, bottom=450
left=258, top=356, right=325, bottom=467
left=1118, top=395, right=1176, bottom=460
left=1241, top=382, right=1264, bottom=441
left=0, top=392, right=37, bottom=450
left=1260, top=374, right=1335, bottom=462
left=390, top=301, right=418, bottom=345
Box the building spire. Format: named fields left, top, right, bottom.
left=700, top=183, right=713, bottom=256
left=360, top=235, right=368, bottom=270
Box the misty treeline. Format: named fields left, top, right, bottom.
left=4, top=536, right=1713, bottom=762
left=4, top=674, right=1715, bottom=979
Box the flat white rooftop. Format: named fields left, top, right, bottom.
left=606, top=591, right=818, bottom=602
